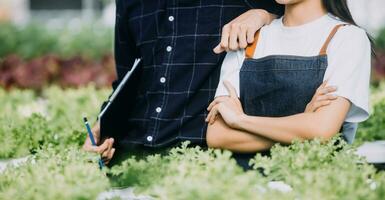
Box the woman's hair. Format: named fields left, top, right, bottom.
left=322, top=0, right=356, bottom=26
left=322, top=0, right=375, bottom=54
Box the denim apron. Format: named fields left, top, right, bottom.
left=233, top=24, right=356, bottom=170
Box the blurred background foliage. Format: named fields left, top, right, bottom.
left=0, top=0, right=384, bottom=90
left=0, top=22, right=113, bottom=59
left=0, top=22, right=115, bottom=90
left=0, top=0, right=116, bottom=90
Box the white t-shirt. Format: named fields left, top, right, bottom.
left=215, top=14, right=371, bottom=123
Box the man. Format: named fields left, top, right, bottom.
left=83, top=0, right=284, bottom=165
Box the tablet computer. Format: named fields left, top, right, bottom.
left=99, top=58, right=142, bottom=140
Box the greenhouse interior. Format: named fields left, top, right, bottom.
left=1, top=0, right=385, bottom=199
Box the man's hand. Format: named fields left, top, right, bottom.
left=213, top=9, right=276, bottom=54
left=82, top=121, right=115, bottom=165
left=305, top=80, right=338, bottom=113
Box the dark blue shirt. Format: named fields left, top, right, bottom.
left=105, top=0, right=283, bottom=148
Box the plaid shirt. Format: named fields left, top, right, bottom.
left=107, top=0, right=283, bottom=148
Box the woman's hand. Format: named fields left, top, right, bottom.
left=213, top=9, right=276, bottom=54
left=305, top=80, right=338, bottom=113
left=206, top=81, right=245, bottom=129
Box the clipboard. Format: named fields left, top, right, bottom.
left=99, top=58, right=142, bottom=140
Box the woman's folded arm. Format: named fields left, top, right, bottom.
left=206, top=81, right=351, bottom=150
left=234, top=97, right=351, bottom=144
left=206, top=115, right=275, bottom=153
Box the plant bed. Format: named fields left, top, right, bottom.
left=0, top=85, right=385, bottom=199
left=0, top=86, right=110, bottom=159
left=0, top=54, right=116, bottom=90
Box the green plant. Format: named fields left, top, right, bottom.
left=0, top=86, right=109, bottom=159
left=0, top=148, right=109, bottom=200
left=356, top=83, right=385, bottom=142
left=251, top=138, right=380, bottom=200
left=0, top=23, right=58, bottom=59
left=108, top=139, right=385, bottom=200
left=0, top=22, right=113, bottom=60
left=376, top=27, right=385, bottom=50
left=357, top=100, right=385, bottom=142
left=0, top=85, right=384, bottom=200
left=109, top=142, right=291, bottom=200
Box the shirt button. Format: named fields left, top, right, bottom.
left=156, top=107, right=162, bottom=113
left=168, top=16, right=174, bottom=22
left=166, top=46, right=172, bottom=52
left=160, top=77, right=166, bottom=83
left=146, top=136, right=153, bottom=142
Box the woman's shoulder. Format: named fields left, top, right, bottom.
left=258, top=18, right=281, bottom=39
left=339, top=25, right=368, bottom=40
left=261, top=18, right=281, bottom=31
left=327, top=15, right=370, bottom=45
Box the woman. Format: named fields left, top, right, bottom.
left=206, top=0, right=372, bottom=153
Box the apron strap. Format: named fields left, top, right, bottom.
left=319, top=24, right=348, bottom=55
left=245, top=30, right=261, bottom=59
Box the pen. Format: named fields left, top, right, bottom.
left=83, top=117, right=104, bottom=169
